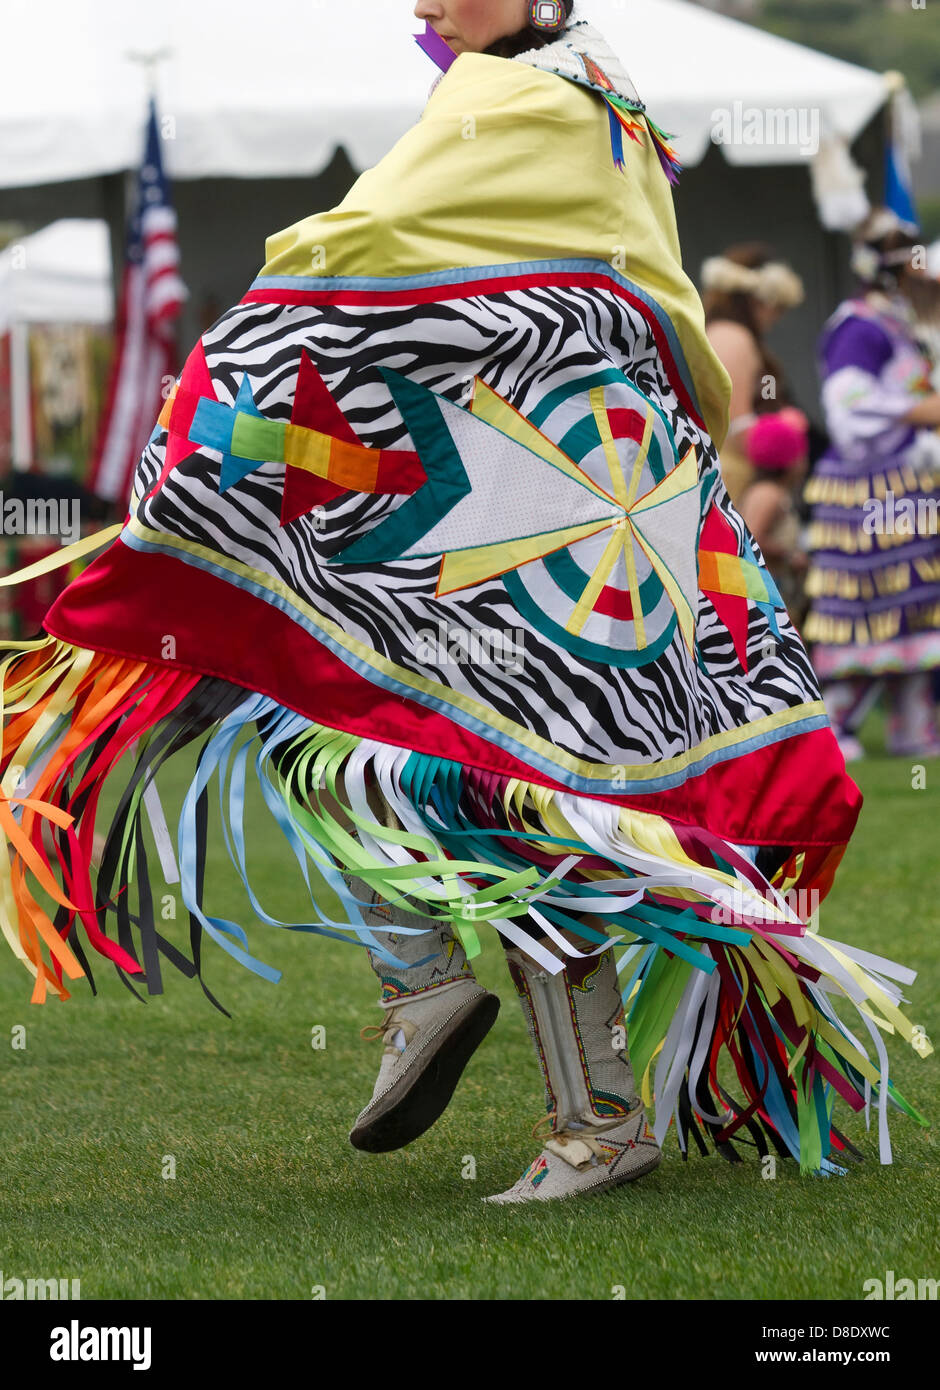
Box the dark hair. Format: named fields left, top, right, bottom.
left=703, top=242, right=793, bottom=409
left=906, top=271, right=940, bottom=327
left=751, top=466, right=796, bottom=487
left=854, top=216, right=921, bottom=293
left=484, top=1, right=575, bottom=59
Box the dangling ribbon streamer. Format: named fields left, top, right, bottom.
left=414, top=21, right=457, bottom=74
left=601, top=92, right=682, bottom=186
left=0, top=637, right=930, bottom=1173
left=0, top=524, right=122, bottom=588
left=645, top=113, right=682, bottom=185
left=607, top=104, right=625, bottom=172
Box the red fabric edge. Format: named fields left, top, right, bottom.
left=242, top=271, right=706, bottom=433
left=44, top=538, right=861, bottom=855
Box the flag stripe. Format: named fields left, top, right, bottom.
left=89, top=98, right=186, bottom=502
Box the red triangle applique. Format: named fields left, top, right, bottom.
left=581, top=55, right=616, bottom=93
left=281, top=467, right=346, bottom=528
left=280, top=351, right=355, bottom=527
left=145, top=340, right=216, bottom=502
left=699, top=505, right=750, bottom=672
left=292, top=350, right=358, bottom=442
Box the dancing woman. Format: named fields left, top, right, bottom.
left=804, top=208, right=940, bottom=760
left=0, top=1, right=927, bottom=1203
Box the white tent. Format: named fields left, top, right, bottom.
left=0, top=0, right=894, bottom=188
left=0, top=219, right=112, bottom=469
left=0, top=220, right=112, bottom=332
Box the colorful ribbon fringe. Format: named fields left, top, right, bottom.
left=603, top=91, right=682, bottom=185
left=0, top=637, right=928, bottom=1172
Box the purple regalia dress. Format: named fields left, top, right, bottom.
left=805, top=293, right=940, bottom=687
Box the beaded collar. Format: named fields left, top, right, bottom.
left=511, top=19, right=647, bottom=115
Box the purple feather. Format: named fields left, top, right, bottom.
left=415, top=21, right=457, bottom=73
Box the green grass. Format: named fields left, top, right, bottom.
left=0, top=733, right=936, bottom=1301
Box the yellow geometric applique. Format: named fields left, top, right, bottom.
left=434, top=378, right=626, bottom=596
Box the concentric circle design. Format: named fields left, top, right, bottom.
left=505, top=371, right=699, bottom=665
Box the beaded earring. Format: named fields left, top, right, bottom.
left=529, top=1, right=566, bottom=31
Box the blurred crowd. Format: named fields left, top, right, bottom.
left=703, top=211, right=940, bottom=759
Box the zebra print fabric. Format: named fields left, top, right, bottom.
left=132, top=282, right=821, bottom=772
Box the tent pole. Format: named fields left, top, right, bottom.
left=10, top=319, right=31, bottom=471
left=125, top=48, right=172, bottom=102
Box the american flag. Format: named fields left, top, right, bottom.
left=89, top=98, right=186, bottom=504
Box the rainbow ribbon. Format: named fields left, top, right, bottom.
left=602, top=92, right=682, bottom=186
